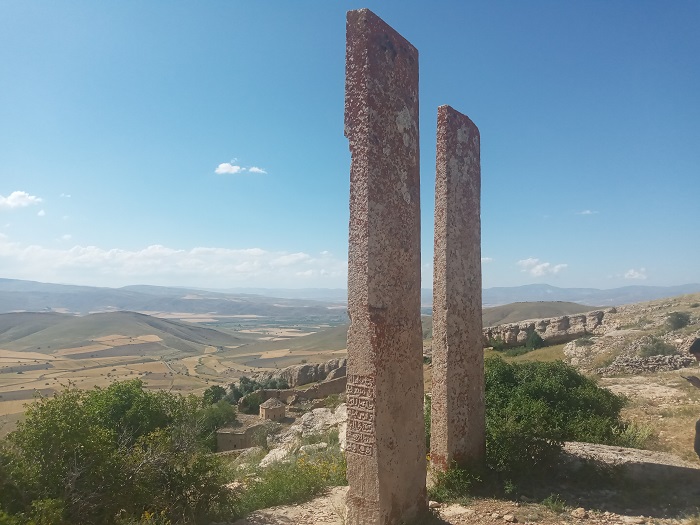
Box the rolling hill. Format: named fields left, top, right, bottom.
left=0, top=311, right=247, bottom=355
left=481, top=301, right=597, bottom=327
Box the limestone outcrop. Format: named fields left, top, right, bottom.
left=482, top=310, right=606, bottom=348
left=253, top=358, right=346, bottom=387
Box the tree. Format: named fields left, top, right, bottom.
left=525, top=331, right=545, bottom=350
left=0, top=381, right=236, bottom=524
left=203, top=385, right=227, bottom=405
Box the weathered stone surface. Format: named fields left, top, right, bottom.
left=253, top=358, right=346, bottom=387
left=482, top=310, right=605, bottom=348
left=345, top=8, right=426, bottom=524
left=430, top=105, right=485, bottom=471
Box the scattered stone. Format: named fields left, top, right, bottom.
left=503, top=514, right=517, bottom=522
left=428, top=500, right=441, bottom=509
left=259, top=446, right=291, bottom=468
left=299, top=442, right=328, bottom=454
left=570, top=507, right=588, bottom=519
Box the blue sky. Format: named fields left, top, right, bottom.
left=1, top=1, right=698, bottom=290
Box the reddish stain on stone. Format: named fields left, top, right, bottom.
left=344, top=8, right=426, bottom=525
left=430, top=104, right=486, bottom=472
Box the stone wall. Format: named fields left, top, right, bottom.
left=482, top=310, right=606, bottom=348
left=237, top=376, right=347, bottom=411
left=216, top=422, right=268, bottom=452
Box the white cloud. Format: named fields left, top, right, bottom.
left=481, top=257, right=493, bottom=263
left=270, top=252, right=311, bottom=267
left=517, top=257, right=568, bottom=277
left=0, top=239, right=348, bottom=288
left=60, top=234, right=72, bottom=241
left=215, top=163, right=244, bottom=175
left=577, top=210, right=598, bottom=215
left=214, top=161, right=268, bottom=175
left=0, top=191, right=43, bottom=209
left=60, top=193, right=71, bottom=198
left=624, top=267, right=647, bottom=280
left=37, top=210, right=46, bottom=217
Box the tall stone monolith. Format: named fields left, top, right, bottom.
left=344, top=8, right=427, bottom=524
left=430, top=104, right=485, bottom=472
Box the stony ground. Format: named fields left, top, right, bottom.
left=233, top=296, right=700, bottom=525
left=232, top=437, right=700, bottom=525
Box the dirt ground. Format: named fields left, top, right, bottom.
left=232, top=368, right=700, bottom=525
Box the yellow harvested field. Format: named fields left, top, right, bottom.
left=93, top=334, right=129, bottom=342
left=55, top=344, right=111, bottom=356
left=0, top=400, right=30, bottom=416
left=136, top=335, right=162, bottom=343
left=131, top=361, right=170, bottom=374
left=200, top=356, right=228, bottom=374
left=259, top=349, right=292, bottom=359
left=270, top=329, right=313, bottom=337
left=0, top=350, right=58, bottom=361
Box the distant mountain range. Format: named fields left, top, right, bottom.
left=0, top=279, right=346, bottom=321
left=479, top=283, right=700, bottom=307
left=1, top=278, right=699, bottom=315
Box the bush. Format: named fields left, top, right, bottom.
left=239, top=392, right=262, bottom=415
left=232, top=446, right=346, bottom=517
left=428, top=464, right=478, bottom=504
left=667, top=311, right=691, bottom=330
left=226, top=376, right=289, bottom=405
left=0, top=381, right=237, bottom=524
left=525, top=331, right=545, bottom=350
left=485, top=358, right=627, bottom=475
left=639, top=337, right=677, bottom=357
left=426, top=358, right=629, bottom=489
left=575, top=336, right=594, bottom=347
left=488, top=337, right=506, bottom=352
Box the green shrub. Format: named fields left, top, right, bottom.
left=203, top=385, right=226, bottom=405
left=232, top=447, right=346, bottom=517
left=503, top=346, right=532, bottom=357
left=423, top=358, right=629, bottom=492
left=525, top=331, right=545, bottom=350
left=0, top=381, right=236, bottom=525
left=428, top=464, right=478, bottom=504
left=541, top=493, right=566, bottom=513
left=638, top=337, right=677, bottom=357
left=488, top=337, right=506, bottom=351
left=667, top=312, right=691, bottom=330
left=324, top=394, right=342, bottom=409
left=240, top=392, right=262, bottom=415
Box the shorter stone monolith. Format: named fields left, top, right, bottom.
left=430, top=104, right=485, bottom=472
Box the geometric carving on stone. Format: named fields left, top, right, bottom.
left=344, top=8, right=427, bottom=524
left=430, top=104, right=485, bottom=472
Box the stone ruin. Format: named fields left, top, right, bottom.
left=344, top=8, right=484, bottom=524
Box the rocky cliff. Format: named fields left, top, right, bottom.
left=253, top=358, right=346, bottom=388
left=482, top=310, right=608, bottom=348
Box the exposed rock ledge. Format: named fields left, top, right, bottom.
left=482, top=310, right=610, bottom=349
left=253, top=358, right=347, bottom=388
